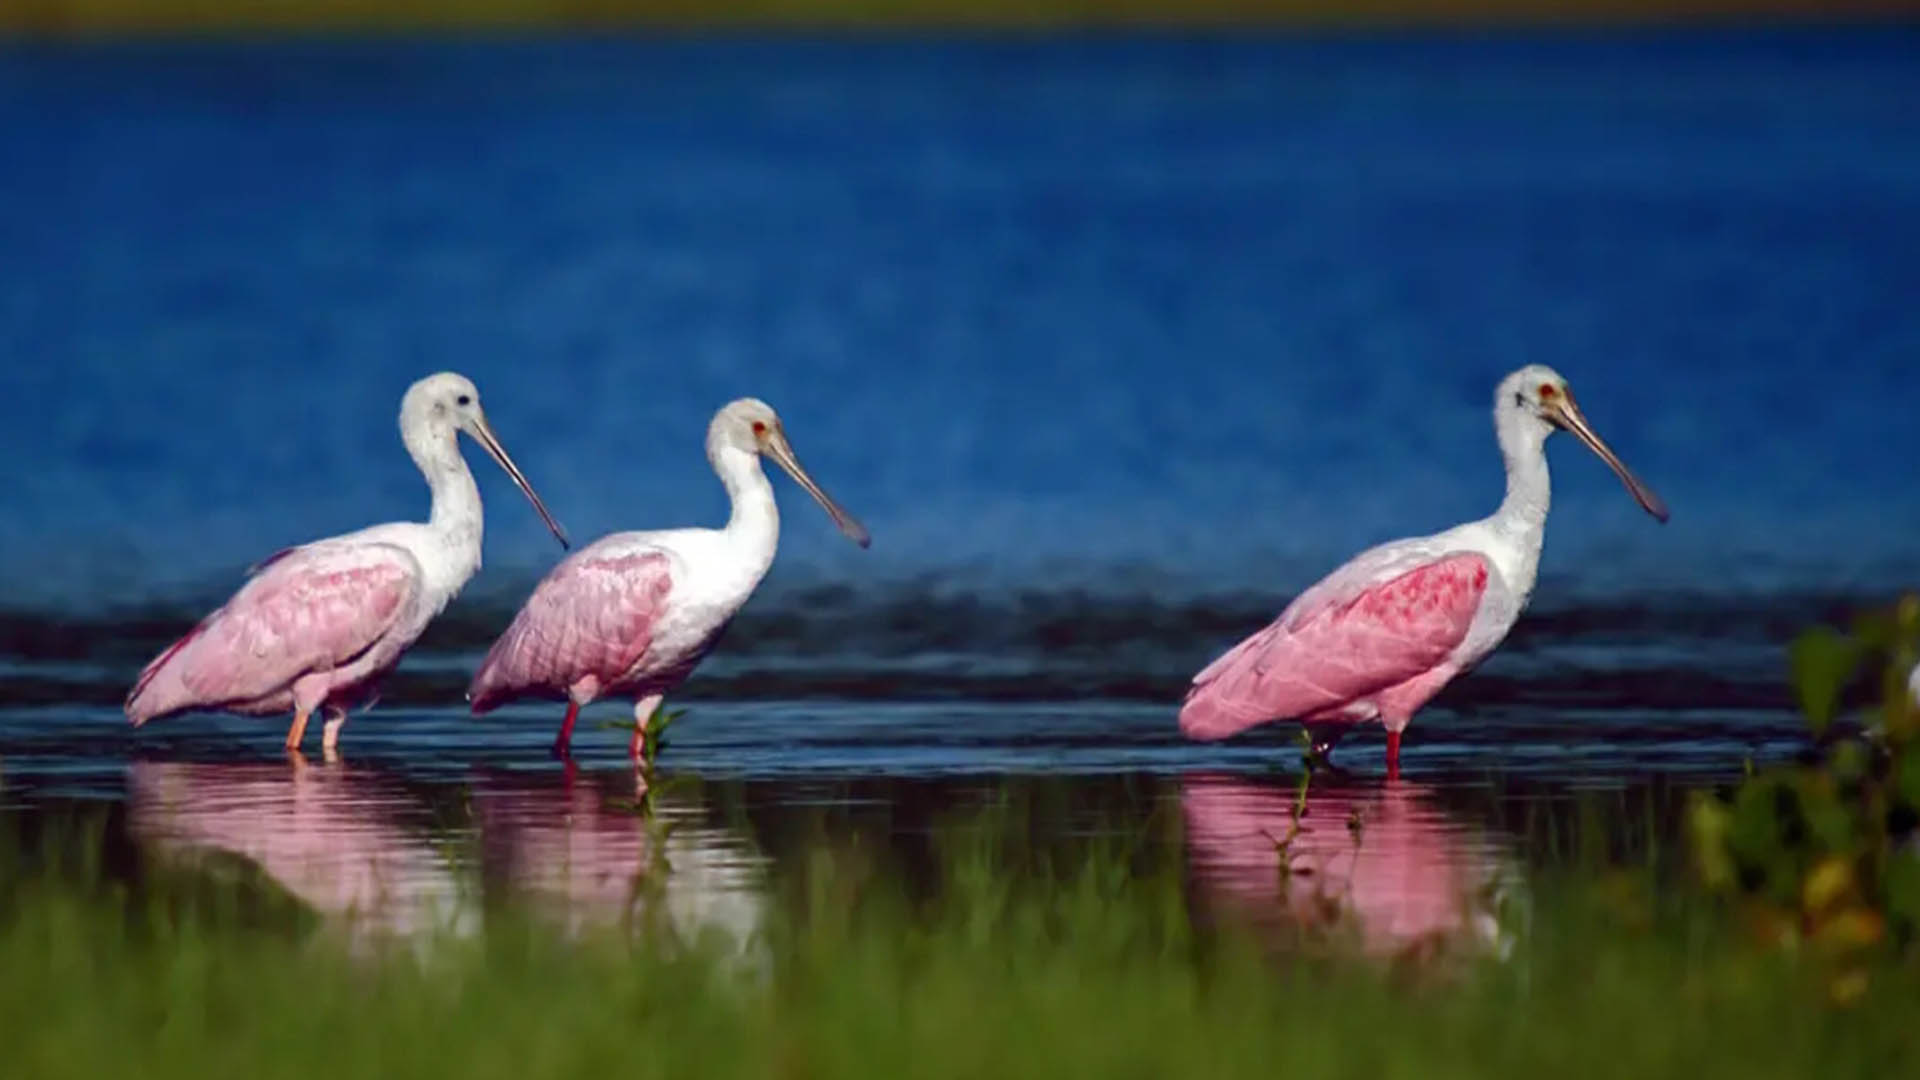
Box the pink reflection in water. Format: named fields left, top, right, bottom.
left=469, top=767, right=767, bottom=947
left=128, top=758, right=473, bottom=941
left=1181, top=774, right=1518, bottom=956
left=125, top=760, right=766, bottom=950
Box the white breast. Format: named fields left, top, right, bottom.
left=623, top=528, right=775, bottom=685
left=1432, top=520, right=1540, bottom=673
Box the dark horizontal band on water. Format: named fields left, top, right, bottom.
left=0, top=662, right=1808, bottom=709
left=0, top=583, right=1880, bottom=712
left=6, top=2, right=1911, bottom=35
left=0, top=583, right=1876, bottom=659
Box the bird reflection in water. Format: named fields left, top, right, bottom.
left=469, top=764, right=768, bottom=954
left=127, top=756, right=476, bottom=945
left=127, top=758, right=769, bottom=954
left=1181, top=773, right=1521, bottom=961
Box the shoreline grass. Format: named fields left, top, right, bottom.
left=4, top=798, right=1916, bottom=1080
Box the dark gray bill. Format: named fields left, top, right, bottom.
left=1551, top=395, right=1669, bottom=523
left=764, top=429, right=871, bottom=548
left=471, top=413, right=571, bottom=549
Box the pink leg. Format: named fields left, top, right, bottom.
left=1374, top=663, right=1459, bottom=781
left=551, top=701, right=581, bottom=760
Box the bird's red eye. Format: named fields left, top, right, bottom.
left=1538, top=384, right=1557, bottom=399
left=751, top=421, right=767, bottom=435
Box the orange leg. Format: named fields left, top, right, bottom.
left=284, top=704, right=312, bottom=752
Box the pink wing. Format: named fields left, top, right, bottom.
left=1179, top=552, right=1489, bottom=740
left=467, top=546, right=675, bottom=713
left=125, top=543, right=418, bottom=725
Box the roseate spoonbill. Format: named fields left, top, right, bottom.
left=467, top=398, right=869, bottom=760
left=1179, top=365, right=1668, bottom=777
left=125, top=373, right=569, bottom=754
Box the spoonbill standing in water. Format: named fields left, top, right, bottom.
left=467, top=398, right=870, bottom=760
left=125, top=373, right=570, bottom=754
left=1179, top=365, right=1668, bottom=777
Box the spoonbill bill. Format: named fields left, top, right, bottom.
left=125, top=373, right=569, bottom=753
left=1179, top=365, right=1668, bottom=777
left=467, top=398, right=869, bottom=760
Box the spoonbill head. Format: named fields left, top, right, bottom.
left=1497, top=365, right=1667, bottom=523
left=467, top=397, right=869, bottom=761
left=708, top=397, right=870, bottom=548
left=125, top=371, right=568, bottom=755
left=400, top=372, right=570, bottom=548
left=1178, top=365, right=1666, bottom=777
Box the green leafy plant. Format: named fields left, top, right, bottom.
left=598, top=703, right=684, bottom=771
left=639, top=704, right=682, bottom=768
left=1690, top=594, right=1920, bottom=999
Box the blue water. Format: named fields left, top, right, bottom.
left=3, top=29, right=1917, bottom=609
left=0, top=29, right=1916, bottom=802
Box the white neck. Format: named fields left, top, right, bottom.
left=712, top=442, right=780, bottom=585
left=403, top=420, right=485, bottom=593
left=1480, top=405, right=1553, bottom=598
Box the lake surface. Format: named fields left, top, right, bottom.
left=1, top=27, right=1916, bottom=943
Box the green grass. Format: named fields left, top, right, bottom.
left=3, top=802, right=1916, bottom=1080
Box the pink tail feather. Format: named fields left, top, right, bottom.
left=467, top=661, right=509, bottom=715
left=124, top=622, right=208, bottom=726
left=1177, top=689, right=1267, bottom=742
left=466, top=641, right=530, bottom=715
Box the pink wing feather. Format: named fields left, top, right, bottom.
left=467, top=547, right=675, bottom=713
left=125, top=543, right=417, bottom=725
left=1179, top=552, right=1489, bottom=740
